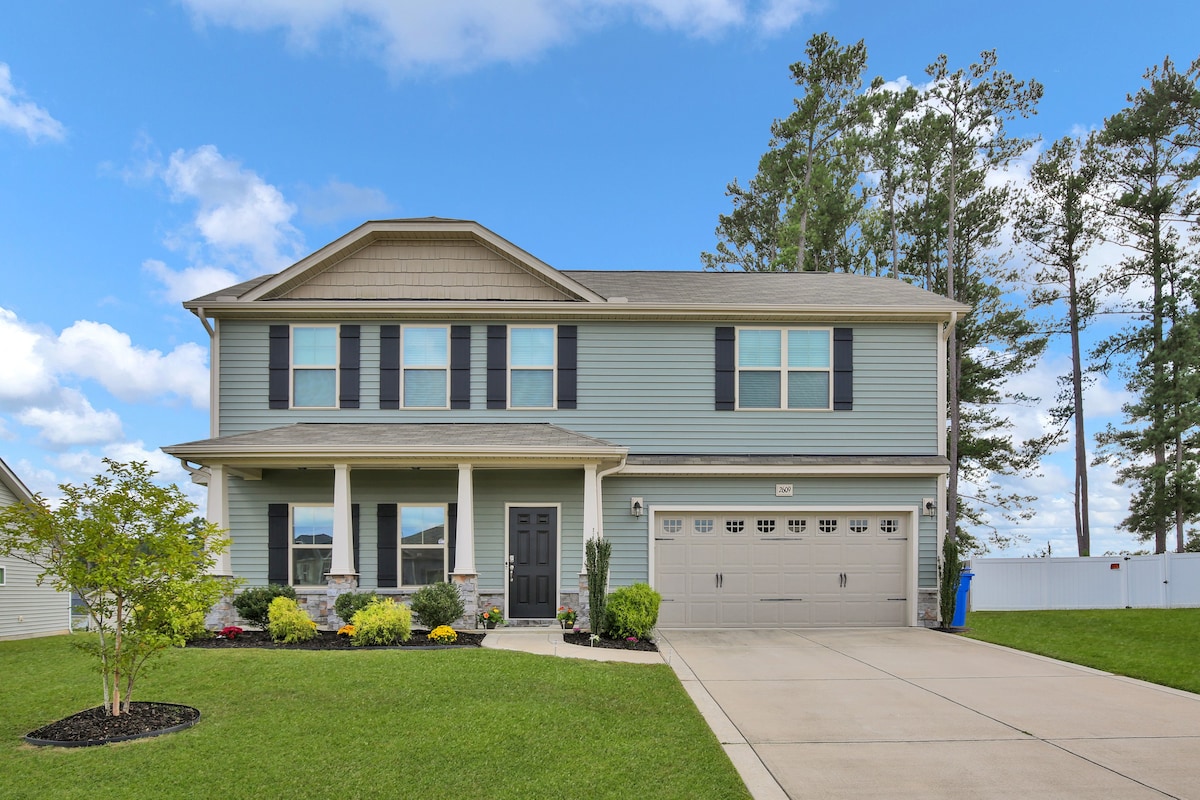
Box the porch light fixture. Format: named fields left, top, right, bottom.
left=922, top=498, right=936, bottom=517
left=631, top=497, right=644, bottom=518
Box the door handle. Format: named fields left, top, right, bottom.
left=507, top=555, right=515, bottom=583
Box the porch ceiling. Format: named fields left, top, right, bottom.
left=162, top=422, right=628, bottom=470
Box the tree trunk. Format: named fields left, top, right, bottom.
left=796, top=135, right=815, bottom=272
left=889, top=181, right=899, bottom=279
left=946, top=157, right=960, bottom=545
left=1151, top=213, right=1167, bottom=555
left=1068, top=248, right=1090, bottom=556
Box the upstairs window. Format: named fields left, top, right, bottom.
left=403, top=327, right=449, bottom=408
left=509, top=326, right=556, bottom=408
left=736, top=328, right=832, bottom=410
left=292, top=326, right=338, bottom=408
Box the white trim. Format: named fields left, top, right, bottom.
left=503, top=502, right=562, bottom=619
left=206, top=464, right=232, bottom=576
left=400, top=324, right=451, bottom=409
left=507, top=324, right=558, bottom=410
left=648, top=504, right=920, bottom=627
left=937, top=319, right=948, bottom=458
left=734, top=326, right=833, bottom=411
left=210, top=317, right=220, bottom=438
left=0, top=565, right=6, bottom=586
left=619, top=463, right=948, bottom=477
left=290, top=324, right=339, bottom=409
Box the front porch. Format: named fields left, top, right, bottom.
left=164, top=423, right=627, bottom=629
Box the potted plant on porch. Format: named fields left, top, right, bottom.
left=556, top=606, right=577, bottom=629
left=478, top=606, right=505, bottom=629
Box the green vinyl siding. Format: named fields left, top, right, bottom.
left=217, top=320, right=940, bottom=456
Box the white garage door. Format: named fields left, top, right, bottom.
left=654, top=511, right=909, bottom=628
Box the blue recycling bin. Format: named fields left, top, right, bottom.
left=951, top=569, right=974, bottom=627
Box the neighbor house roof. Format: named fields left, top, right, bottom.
left=0, top=457, right=35, bottom=504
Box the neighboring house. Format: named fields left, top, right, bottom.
left=163, top=218, right=966, bottom=629
left=0, top=458, right=70, bottom=640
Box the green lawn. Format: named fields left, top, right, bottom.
left=0, top=636, right=749, bottom=800
left=964, top=608, right=1200, bottom=694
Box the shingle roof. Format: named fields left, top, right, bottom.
left=565, top=270, right=963, bottom=309
left=164, top=423, right=626, bottom=462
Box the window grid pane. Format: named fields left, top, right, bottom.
left=738, top=329, right=781, bottom=367
left=510, top=327, right=555, bottom=367
left=511, top=370, right=554, bottom=407
left=293, top=370, right=336, bottom=407
left=739, top=371, right=781, bottom=408
left=403, top=328, right=448, bottom=367
left=787, top=371, right=830, bottom=409
left=293, top=327, right=336, bottom=366
left=400, top=506, right=446, bottom=545
left=403, top=369, right=447, bottom=408
left=787, top=329, right=831, bottom=368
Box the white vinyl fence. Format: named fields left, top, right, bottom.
left=968, top=553, right=1200, bottom=611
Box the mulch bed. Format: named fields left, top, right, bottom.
left=187, top=629, right=485, bottom=649
left=26, top=702, right=199, bottom=747
left=562, top=632, right=659, bottom=652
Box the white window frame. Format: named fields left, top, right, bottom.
left=508, top=324, right=557, bottom=410
left=734, top=326, right=833, bottom=411
left=290, top=503, right=333, bottom=587
left=0, top=565, right=6, bottom=585
left=397, top=503, right=450, bottom=588
left=400, top=325, right=451, bottom=409
left=290, top=324, right=339, bottom=409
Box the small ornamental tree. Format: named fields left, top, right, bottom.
left=585, top=537, right=612, bottom=634
left=0, top=459, right=236, bottom=716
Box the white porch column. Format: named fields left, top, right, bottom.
left=206, top=464, right=232, bottom=576
left=330, top=463, right=355, bottom=576
left=452, top=464, right=476, bottom=575
left=581, top=463, right=599, bottom=572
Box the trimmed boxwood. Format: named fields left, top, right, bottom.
left=233, top=584, right=297, bottom=630
left=604, top=583, right=662, bottom=640
left=409, top=582, right=465, bottom=629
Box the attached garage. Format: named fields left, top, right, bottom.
left=653, top=509, right=914, bottom=628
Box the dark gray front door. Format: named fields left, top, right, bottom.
left=509, top=507, right=557, bottom=619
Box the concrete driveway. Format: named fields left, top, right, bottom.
left=657, top=628, right=1200, bottom=800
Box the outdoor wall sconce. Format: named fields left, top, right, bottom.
left=922, top=498, right=937, bottom=517
left=631, top=497, right=644, bottom=517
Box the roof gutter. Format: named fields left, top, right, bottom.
left=192, top=307, right=215, bottom=338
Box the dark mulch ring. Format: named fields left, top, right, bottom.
left=562, top=631, right=659, bottom=652
left=26, top=702, right=200, bottom=747
left=187, top=629, right=485, bottom=649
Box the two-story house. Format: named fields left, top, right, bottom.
left=164, top=218, right=965, bottom=629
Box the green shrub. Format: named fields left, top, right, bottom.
left=939, top=535, right=964, bottom=628
left=604, top=583, right=662, bottom=640
left=409, top=582, right=465, bottom=629
left=333, top=590, right=378, bottom=624
left=585, top=537, right=612, bottom=633
left=233, top=584, right=297, bottom=629
left=351, top=598, right=412, bottom=646
left=267, top=596, right=317, bottom=643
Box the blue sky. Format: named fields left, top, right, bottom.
left=1, top=1, right=1196, bottom=555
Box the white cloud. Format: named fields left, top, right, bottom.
left=181, top=0, right=818, bottom=73
left=0, top=63, right=65, bottom=143
left=144, top=144, right=304, bottom=302
left=164, top=145, right=302, bottom=270
left=17, top=388, right=123, bottom=447
left=45, top=442, right=207, bottom=511
left=297, top=179, right=393, bottom=226
left=0, top=308, right=56, bottom=406
left=55, top=320, right=210, bottom=408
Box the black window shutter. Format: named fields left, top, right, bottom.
left=833, top=328, right=853, bottom=411
left=715, top=327, right=735, bottom=411
left=268, top=326, right=290, bottom=409
left=339, top=325, right=360, bottom=409
left=379, top=325, right=400, bottom=409
left=450, top=325, right=471, bottom=409
left=351, top=504, right=361, bottom=575
left=447, top=502, right=458, bottom=576
left=377, top=504, right=397, bottom=588
left=486, top=325, right=507, bottom=409
left=267, top=503, right=289, bottom=585
left=557, top=325, right=577, bottom=409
